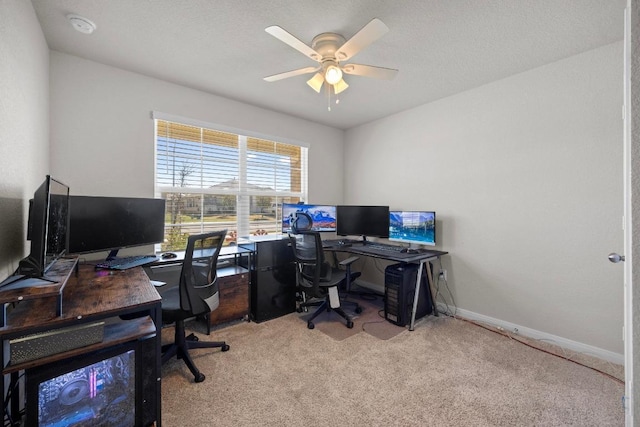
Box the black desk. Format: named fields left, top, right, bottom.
left=324, top=242, right=448, bottom=331
left=155, top=244, right=254, bottom=264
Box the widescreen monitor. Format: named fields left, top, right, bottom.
left=69, top=196, right=165, bottom=257
left=281, top=203, right=337, bottom=232
left=389, top=210, right=436, bottom=247
left=336, top=205, right=389, bottom=238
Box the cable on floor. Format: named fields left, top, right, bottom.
left=443, top=313, right=624, bottom=385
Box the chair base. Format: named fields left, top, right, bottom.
left=301, top=297, right=354, bottom=329
left=162, top=319, right=229, bottom=383
left=339, top=298, right=362, bottom=314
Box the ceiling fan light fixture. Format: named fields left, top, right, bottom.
left=333, top=78, right=349, bottom=95
left=324, top=65, right=342, bottom=85
left=306, top=72, right=324, bottom=93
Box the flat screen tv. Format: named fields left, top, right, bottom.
left=68, top=196, right=166, bottom=259
left=17, top=175, right=70, bottom=278
left=336, top=205, right=390, bottom=239
left=281, top=203, right=337, bottom=232
left=389, top=210, right=436, bottom=247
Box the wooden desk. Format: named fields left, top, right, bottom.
left=207, top=265, right=250, bottom=328
left=0, top=262, right=162, bottom=426
left=146, top=246, right=253, bottom=331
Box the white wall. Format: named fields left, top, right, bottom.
left=345, top=43, right=624, bottom=355
left=0, top=1, right=50, bottom=280
left=49, top=52, right=344, bottom=205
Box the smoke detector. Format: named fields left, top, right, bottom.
left=67, top=14, right=96, bottom=34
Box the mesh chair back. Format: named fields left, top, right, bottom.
left=180, top=230, right=227, bottom=314
left=289, top=230, right=330, bottom=298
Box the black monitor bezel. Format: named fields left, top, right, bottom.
left=336, top=205, right=390, bottom=238
left=68, top=196, right=165, bottom=255
left=22, top=175, right=70, bottom=278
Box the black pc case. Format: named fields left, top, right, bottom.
left=384, top=263, right=433, bottom=326
left=239, top=238, right=296, bottom=323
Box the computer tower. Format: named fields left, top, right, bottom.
left=239, top=238, right=296, bottom=323
left=384, top=263, right=433, bottom=326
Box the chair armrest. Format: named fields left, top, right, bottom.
left=339, top=256, right=359, bottom=267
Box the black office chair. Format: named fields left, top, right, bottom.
left=289, top=228, right=360, bottom=329
left=161, top=230, right=230, bottom=383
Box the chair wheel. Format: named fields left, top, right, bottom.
left=307, top=322, right=315, bottom=329
left=347, top=320, right=354, bottom=329
left=222, top=344, right=230, bottom=352
left=195, top=373, right=206, bottom=383
left=192, top=336, right=199, bottom=341
left=355, top=307, right=363, bottom=314
left=296, top=307, right=303, bottom=313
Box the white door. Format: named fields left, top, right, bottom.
left=619, top=3, right=634, bottom=425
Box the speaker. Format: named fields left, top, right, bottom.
left=384, top=263, right=433, bottom=327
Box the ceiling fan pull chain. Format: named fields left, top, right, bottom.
left=327, top=84, right=331, bottom=111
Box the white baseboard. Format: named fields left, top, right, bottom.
left=354, top=279, right=623, bottom=365
left=439, top=303, right=624, bottom=365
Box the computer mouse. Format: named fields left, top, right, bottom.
left=401, top=248, right=418, bottom=254
left=162, top=252, right=177, bottom=259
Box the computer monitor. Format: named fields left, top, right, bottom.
left=281, top=203, right=337, bottom=232
left=17, top=175, right=70, bottom=278
left=389, top=210, right=436, bottom=247
left=68, top=196, right=166, bottom=258
left=336, top=205, right=390, bottom=239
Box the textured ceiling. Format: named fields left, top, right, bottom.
left=31, top=0, right=625, bottom=130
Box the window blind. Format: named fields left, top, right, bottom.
left=155, top=119, right=308, bottom=250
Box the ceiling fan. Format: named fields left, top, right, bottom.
left=263, top=18, right=398, bottom=97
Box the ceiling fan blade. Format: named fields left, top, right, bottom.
left=335, top=18, right=389, bottom=62
left=342, top=63, right=398, bottom=80
left=264, top=66, right=319, bottom=82
left=265, top=26, right=322, bottom=61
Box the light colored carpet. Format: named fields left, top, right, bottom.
left=160, top=303, right=624, bottom=426
left=299, top=295, right=406, bottom=341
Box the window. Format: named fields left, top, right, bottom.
left=155, top=118, right=308, bottom=250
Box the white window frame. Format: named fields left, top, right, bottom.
left=153, top=112, right=308, bottom=247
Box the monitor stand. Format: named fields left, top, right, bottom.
left=106, top=249, right=120, bottom=261
left=0, top=274, right=56, bottom=291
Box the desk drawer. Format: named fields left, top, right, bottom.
left=209, top=273, right=249, bottom=325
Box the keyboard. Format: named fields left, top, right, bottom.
left=95, top=255, right=159, bottom=270
left=216, top=259, right=232, bottom=269
left=322, top=238, right=361, bottom=247
left=362, top=243, right=404, bottom=253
